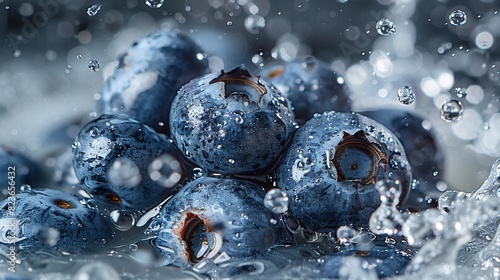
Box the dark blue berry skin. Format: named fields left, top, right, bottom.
left=0, top=188, right=113, bottom=256
left=72, top=114, right=186, bottom=212
left=97, top=30, right=210, bottom=136
left=259, top=57, right=352, bottom=124
left=0, top=147, right=40, bottom=200
left=170, top=65, right=297, bottom=175
left=276, top=111, right=412, bottom=233
left=149, top=176, right=290, bottom=267
left=360, top=108, right=445, bottom=211
left=319, top=237, right=415, bottom=278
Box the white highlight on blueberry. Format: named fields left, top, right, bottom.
left=264, top=188, right=289, bottom=214
left=291, top=154, right=312, bottom=182
left=82, top=136, right=112, bottom=168
left=122, top=71, right=158, bottom=109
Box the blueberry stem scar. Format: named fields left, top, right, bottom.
left=209, top=66, right=267, bottom=103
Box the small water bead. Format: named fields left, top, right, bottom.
left=73, top=262, right=121, bottom=280
left=302, top=56, right=317, bottom=71
left=264, top=188, right=289, bottom=214
left=376, top=18, right=396, bottom=36
left=87, top=4, right=102, bottom=16
left=77, top=54, right=83, bottom=60
left=449, top=10, right=467, bottom=26
left=13, top=50, right=21, bottom=57
left=88, top=59, right=100, bottom=72
left=108, top=157, right=142, bottom=188
left=65, top=64, right=72, bottom=74
left=244, top=15, right=266, bottom=34
left=128, top=243, right=139, bottom=252
left=336, top=226, right=357, bottom=244
left=251, top=54, right=264, bottom=67
left=110, top=210, right=136, bottom=231
left=397, top=86, right=416, bottom=105
left=145, top=0, right=164, bottom=9
left=454, top=87, right=468, bottom=98
left=440, top=99, right=464, bottom=122
left=148, top=154, right=182, bottom=188
left=20, top=184, right=31, bottom=192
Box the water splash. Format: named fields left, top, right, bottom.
left=440, top=99, right=463, bottom=122
left=376, top=18, right=396, bottom=36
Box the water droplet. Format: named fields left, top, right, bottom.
left=65, top=64, right=73, bottom=74
left=74, top=262, right=121, bottom=280
left=264, top=188, right=289, bottom=214
left=128, top=243, right=139, bottom=252
left=336, top=226, right=357, bottom=244
left=440, top=99, right=464, bottom=122
left=20, top=184, right=31, bottom=192
left=252, top=54, right=264, bottom=67
left=233, top=111, right=245, bottom=124
left=87, top=4, right=102, bottom=16
left=145, top=0, right=164, bottom=9
left=449, top=10, right=467, bottom=26
left=13, top=50, right=21, bottom=57
left=454, top=87, right=468, bottom=98
left=108, top=157, right=142, bottom=188
left=110, top=210, right=136, bottom=231
left=302, top=56, right=316, bottom=71
left=244, top=15, right=266, bottom=34
left=148, top=154, right=182, bottom=188
left=397, top=86, right=415, bottom=105
left=77, top=54, right=83, bottom=60
left=88, top=59, right=100, bottom=72
left=376, top=18, right=396, bottom=36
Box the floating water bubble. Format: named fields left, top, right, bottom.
left=454, top=87, right=468, bottom=98
left=264, top=188, right=289, bottom=214
left=145, top=0, right=164, bottom=9
left=108, top=157, right=142, bottom=188
left=449, top=10, right=467, bottom=26
left=440, top=99, right=464, bottom=122
left=244, top=15, right=266, bottom=34
left=110, top=210, right=136, bottom=231
left=13, top=50, right=21, bottom=57
left=88, top=59, right=100, bottom=72
left=148, top=154, right=182, bottom=188
left=65, top=64, right=72, bottom=74
left=87, top=4, right=102, bottom=16
left=302, top=56, right=316, bottom=71
left=397, top=85, right=416, bottom=105
left=376, top=18, right=396, bottom=36
left=77, top=54, right=83, bottom=60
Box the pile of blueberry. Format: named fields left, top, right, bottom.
left=0, top=30, right=445, bottom=278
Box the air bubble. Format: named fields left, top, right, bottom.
left=110, top=210, right=136, bottom=231
left=148, top=154, right=182, bottom=188
left=88, top=59, right=100, bottom=72
left=108, top=157, right=142, bottom=188
left=449, top=10, right=467, bottom=26
left=397, top=86, right=415, bottom=105
left=87, top=4, right=102, bottom=16
left=440, top=99, right=464, bottom=122
left=376, top=18, right=396, bottom=36
left=264, top=188, right=289, bottom=214
left=244, top=15, right=266, bottom=34
left=145, top=0, right=164, bottom=9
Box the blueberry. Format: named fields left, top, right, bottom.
left=259, top=57, right=352, bottom=124
left=276, top=111, right=412, bottom=233
left=0, top=147, right=41, bottom=200
left=97, top=30, right=209, bottom=136
left=72, top=114, right=187, bottom=212
left=170, top=65, right=297, bottom=175
left=0, top=188, right=113, bottom=256
left=319, top=236, right=415, bottom=278
left=149, top=176, right=290, bottom=267
left=360, top=108, right=445, bottom=211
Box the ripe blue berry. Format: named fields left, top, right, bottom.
left=0, top=188, right=113, bottom=256
left=72, top=114, right=186, bottom=212
left=276, top=111, right=412, bottom=233
left=259, top=57, right=352, bottom=124
left=97, top=30, right=209, bottom=136
left=0, top=147, right=40, bottom=200
left=170, top=65, right=297, bottom=174
left=360, top=108, right=445, bottom=211
left=149, top=176, right=290, bottom=267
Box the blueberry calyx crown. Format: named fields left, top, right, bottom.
left=209, top=65, right=267, bottom=104
left=173, top=212, right=222, bottom=264
left=332, top=130, right=388, bottom=185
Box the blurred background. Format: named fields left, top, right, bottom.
left=1, top=0, right=499, bottom=192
